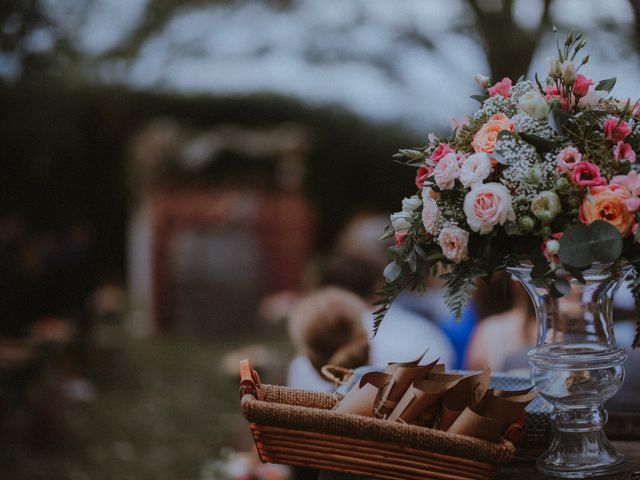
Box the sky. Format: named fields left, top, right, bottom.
left=24, top=0, right=640, bottom=132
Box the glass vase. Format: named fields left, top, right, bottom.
left=508, top=263, right=631, bottom=478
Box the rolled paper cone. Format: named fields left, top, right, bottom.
left=492, top=386, right=536, bottom=399
left=439, top=405, right=464, bottom=431
left=431, top=363, right=446, bottom=374
left=439, top=369, right=490, bottom=429
left=377, top=358, right=439, bottom=416
left=387, top=374, right=461, bottom=424
left=477, top=389, right=538, bottom=429
left=334, top=371, right=391, bottom=416
left=447, top=407, right=504, bottom=442
left=333, top=382, right=381, bottom=416
left=384, top=350, right=427, bottom=375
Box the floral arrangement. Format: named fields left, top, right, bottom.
left=378, top=31, right=640, bottom=347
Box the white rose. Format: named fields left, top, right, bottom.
left=421, top=189, right=441, bottom=236
left=463, top=183, right=515, bottom=234
left=546, top=56, right=562, bottom=77
left=433, top=152, right=460, bottom=190
left=459, top=152, right=492, bottom=188
left=438, top=226, right=469, bottom=264
left=390, top=211, right=412, bottom=232
left=402, top=195, right=422, bottom=212
left=517, top=90, right=550, bottom=120
left=560, top=60, right=577, bottom=84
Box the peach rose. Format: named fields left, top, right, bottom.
left=471, top=113, right=516, bottom=154
left=463, top=182, right=515, bottom=234
left=579, top=184, right=634, bottom=236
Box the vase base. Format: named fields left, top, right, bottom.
left=537, top=459, right=625, bottom=478
left=536, top=429, right=625, bottom=478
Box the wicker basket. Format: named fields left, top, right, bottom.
left=240, top=360, right=516, bottom=480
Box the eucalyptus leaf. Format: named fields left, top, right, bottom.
left=548, top=107, right=573, bottom=135
left=558, top=221, right=623, bottom=268
left=554, top=278, right=571, bottom=295
left=470, top=93, right=489, bottom=104
left=492, top=130, right=517, bottom=165
left=595, top=77, right=616, bottom=93
left=383, top=261, right=402, bottom=283
left=520, top=132, right=559, bottom=152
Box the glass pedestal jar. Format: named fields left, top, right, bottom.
left=508, top=263, right=631, bottom=478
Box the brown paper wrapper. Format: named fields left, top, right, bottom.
left=334, top=371, right=391, bottom=416
left=439, top=369, right=490, bottom=430
left=387, top=373, right=463, bottom=425
left=376, top=358, right=440, bottom=417
left=447, top=407, right=504, bottom=442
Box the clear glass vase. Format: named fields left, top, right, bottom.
left=508, top=263, right=631, bottom=478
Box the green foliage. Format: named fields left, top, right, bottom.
left=440, top=262, right=484, bottom=320
left=558, top=221, right=623, bottom=268
left=595, top=78, right=617, bottom=93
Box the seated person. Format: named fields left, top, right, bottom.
left=322, top=254, right=456, bottom=368
left=287, top=287, right=370, bottom=392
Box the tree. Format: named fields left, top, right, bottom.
left=466, top=0, right=554, bottom=81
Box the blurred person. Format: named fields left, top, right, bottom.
left=287, top=287, right=370, bottom=392
left=321, top=254, right=456, bottom=367
left=465, top=278, right=536, bottom=372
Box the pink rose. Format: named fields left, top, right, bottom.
left=415, top=164, right=431, bottom=189
left=556, top=146, right=582, bottom=174
left=433, top=153, right=460, bottom=190
left=421, top=188, right=441, bottom=236
left=612, top=170, right=640, bottom=195
left=488, top=77, right=512, bottom=98
left=611, top=171, right=640, bottom=212
left=450, top=115, right=471, bottom=135
left=571, top=161, right=606, bottom=187
left=394, top=230, right=409, bottom=246
left=572, top=74, right=593, bottom=97
left=430, top=143, right=454, bottom=165
left=544, top=85, right=573, bottom=112
left=543, top=85, right=559, bottom=101
left=614, top=141, right=636, bottom=163
left=603, top=117, right=632, bottom=142
left=437, top=226, right=469, bottom=264
left=463, top=183, right=515, bottom=234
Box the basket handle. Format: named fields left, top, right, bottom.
left=239, top=359, right=263, bottom=400
left=321, top=365, right=353, bottom=386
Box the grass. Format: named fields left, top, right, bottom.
left=0, top=329, right=293, bottom=480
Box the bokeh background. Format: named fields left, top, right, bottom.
left=2, top=1, right=640, bottom=479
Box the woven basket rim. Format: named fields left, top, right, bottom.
left=242, top=384, right=515, bottom=465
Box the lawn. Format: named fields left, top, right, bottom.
left=0, top=329, right=293, bottom=480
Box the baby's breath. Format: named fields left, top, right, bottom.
left=511, top=80, right=537, bottom=100
left=499, top=138, right=555, bottom=201
left=511, top=112, right=556, bottom=139
left=473, top=95, right=517, bottom=119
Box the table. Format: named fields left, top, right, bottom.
left=496, top=441, right=640, bottom=479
